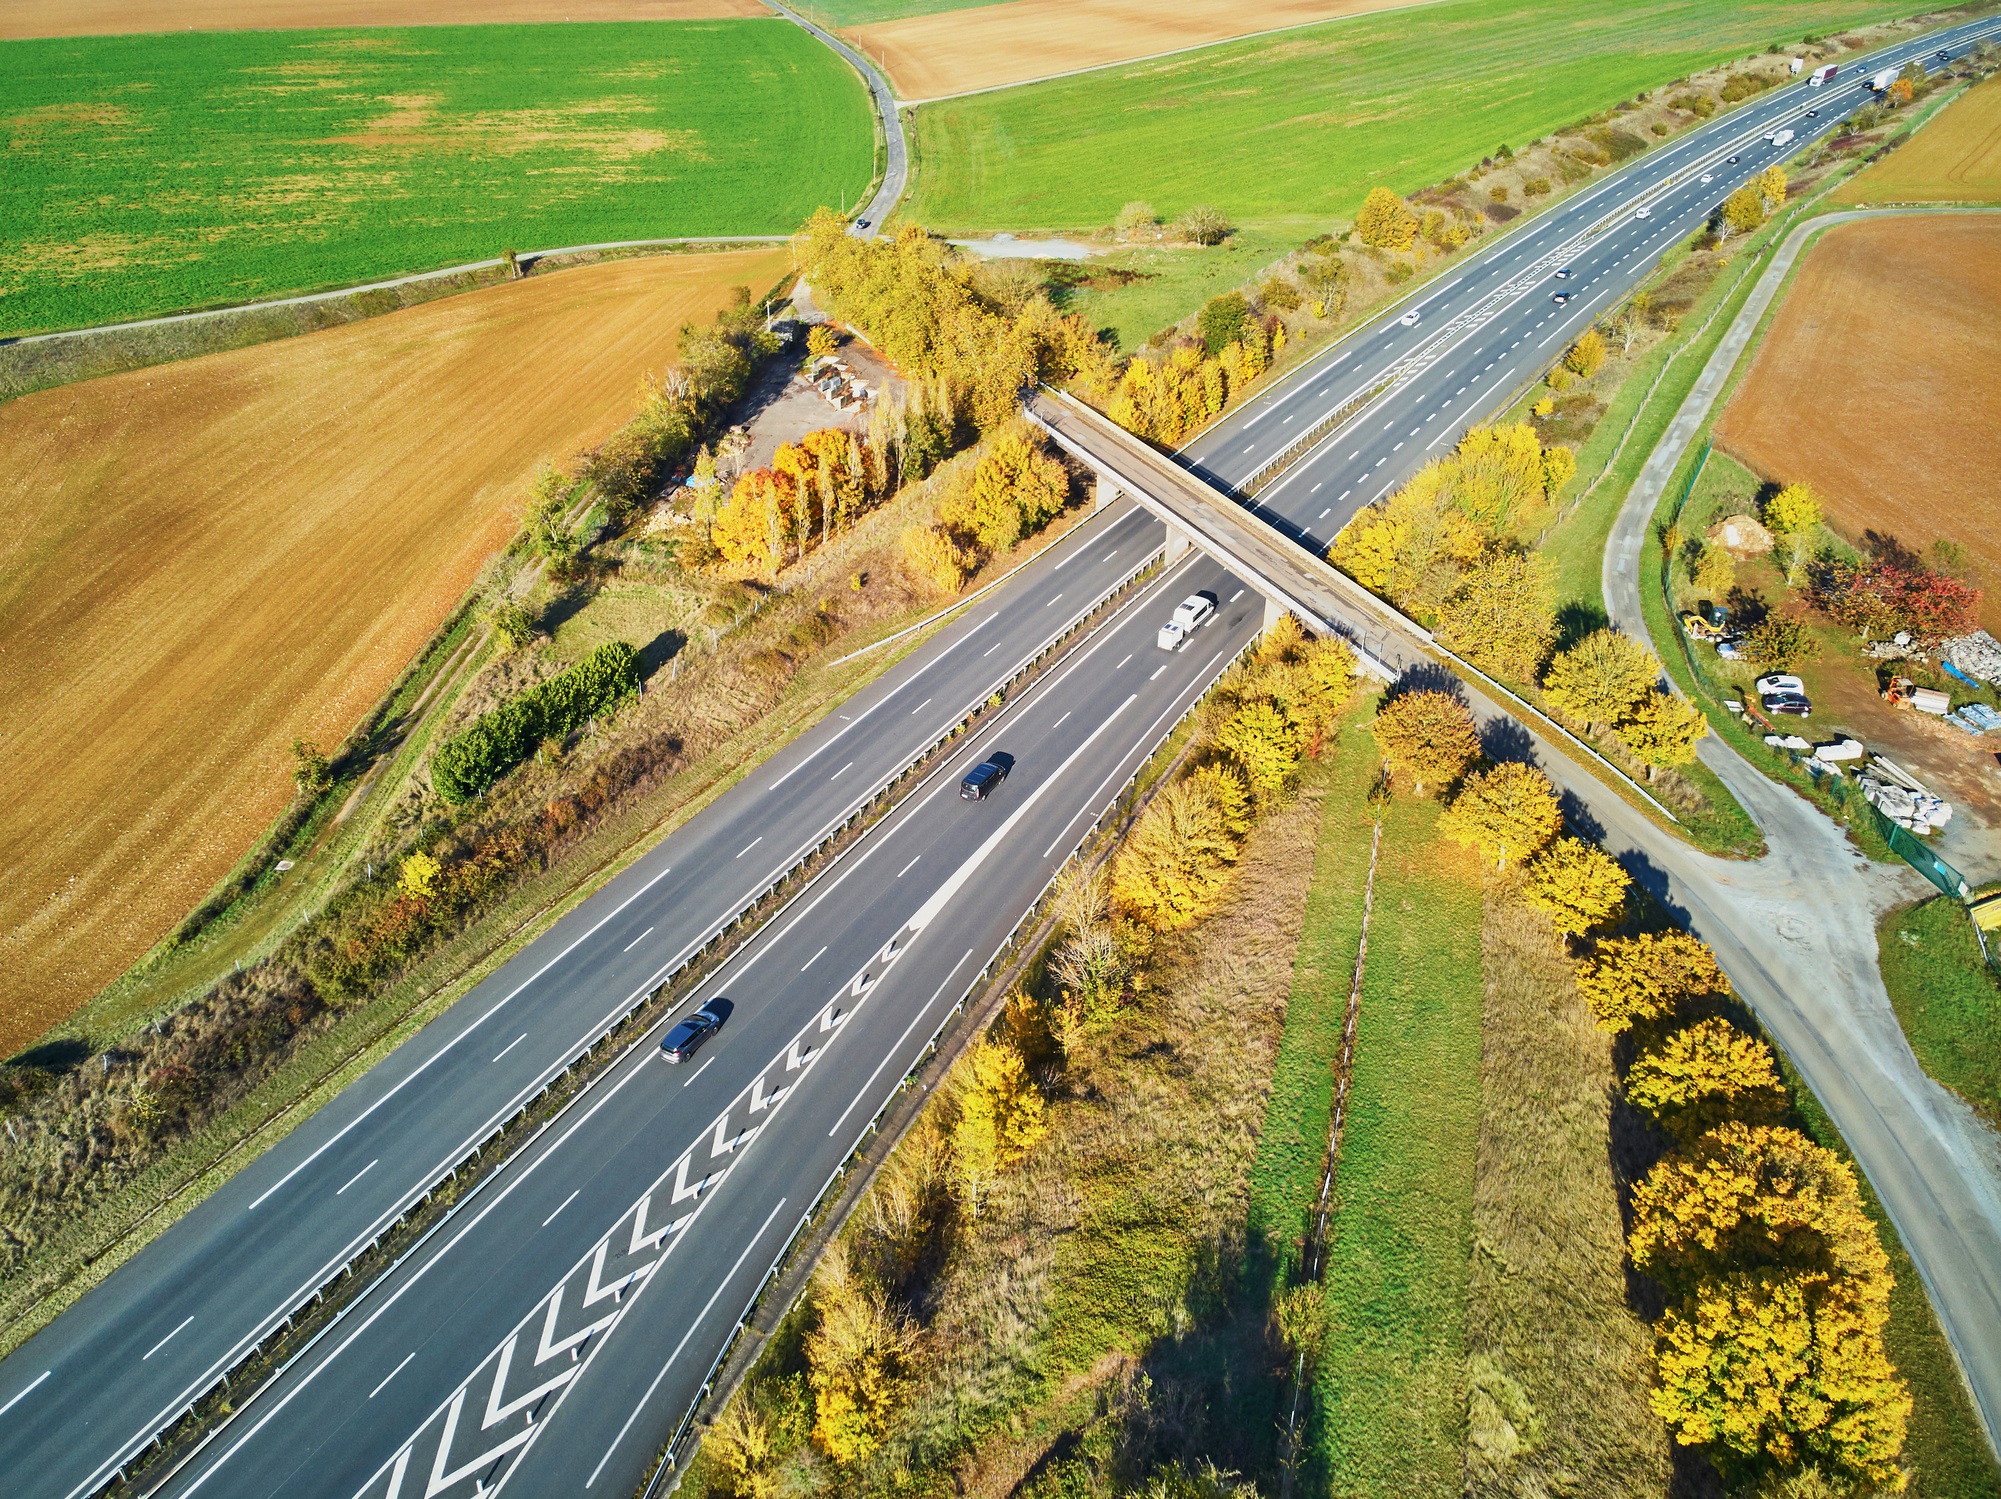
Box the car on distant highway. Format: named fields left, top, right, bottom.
left=1552, top=291, right=1573, bottom=304
left=1807, top=108, right=1820, bottom=116
left=1728, top=154, right=1741, bottom=163
left=1398, top=309, right=1420, bottom=326
left=1700, top=172, right=1714, bottom=184
left=659, top=1001, right=728, bottom=1064
left=1553, top=267, right=1572, bottom=278
left=960, top=755, right=1012, bottom=801
left=1635, top=205, right=1653, bottom=218
left=1158, top=593, right=1216, bottom=650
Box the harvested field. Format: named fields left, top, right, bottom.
left=850, top=0, right=1426, bottom=102
left=1836, top=71, right=2001, bottom=204
left=0, top=0, right=763, bottom=39
left=0, top=247, right=786, bottom=1052
left=0, top=21, right=866, bottom=334
left=1714, top=215, right=2001, bottom=632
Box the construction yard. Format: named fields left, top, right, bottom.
left=0, top=247, right=785, bottom=1052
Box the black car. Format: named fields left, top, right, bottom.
left=1762, top=693, right=1813, bottom=718
left=1728, top=154, right=1741, bottom=163
left=659, top=1000, right=729, bottom=1064
left=960, top=754, right=1013, bottom=801
left=1806, top=108, right=1819, bottom=116
left=1552, top=291, right=1572, bottom=304
left=1553, top=267, right=1572, bottom=279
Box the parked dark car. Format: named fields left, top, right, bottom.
left=960, top=754, right=1013, bottom=801
left=1763, top=694, right=1813, bottom=718
left=659, top=1000, right=729, bottom=1064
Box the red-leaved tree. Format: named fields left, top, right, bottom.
left=1814, top=560, right=1979, bottom=646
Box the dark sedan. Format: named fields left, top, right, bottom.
left=659, top=1000, right=729, bottom=1064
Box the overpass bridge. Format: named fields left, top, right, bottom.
left=1024, top=387, right=1421, bottom=680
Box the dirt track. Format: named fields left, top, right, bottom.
left=0, top=247, right=785, bottom=1053
left=0, top=0, right=761, bottom=40
left=849, top=0, right=1425, bottom=101
left=1714, top=214, right=2001, bottom=631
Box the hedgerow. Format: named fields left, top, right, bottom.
left=431, top=641, right=640, bottom=804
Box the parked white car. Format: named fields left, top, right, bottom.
left=1755, top=674, right=1806, bottom=696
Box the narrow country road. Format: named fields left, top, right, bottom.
left=764, top=0, right=909, bottom=236
left=1603, top=206, right=2001, bottom=1449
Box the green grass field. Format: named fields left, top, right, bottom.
left=793, top=0, right=999, bottom=25
left=0, top=21, right=872, bottom=334
left=902, top=0, right=1914, bottom=232
left=1305, top=792, right=1485, bottom=1495
left=1880, top=895, right=2001, bottom=1130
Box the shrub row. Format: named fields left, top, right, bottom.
left=431, top=641, right=639, bottom=804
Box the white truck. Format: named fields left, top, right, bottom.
left=1810, top=63, right=1839, bottom=86
left=1764, top=127, right=1796, bottom=147
left=1869, top=66, right=1900, bottom=91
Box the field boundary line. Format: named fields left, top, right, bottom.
left=887, top=0, right=1457, bottom=107
left=1, top=237, right=791, bottom=351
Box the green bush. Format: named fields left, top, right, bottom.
left=1197, top=291, right=1251, bottom=353
left=432, top=641, right=639, bottom=803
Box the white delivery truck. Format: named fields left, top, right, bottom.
left=1869, top=67, right=1899, bottom=91
left=1810, top=63, right=1838, bottom=85
left=1766, top=128, right=1796, bottom=147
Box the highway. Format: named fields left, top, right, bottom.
left=1182, top=18, right=2001, bottom=543
left=2, top=18, right=1996, bottom=1498
left=0, top=500, right=1186, bottom=1498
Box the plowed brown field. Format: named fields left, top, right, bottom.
left=0, top=0, right=761, bottom=40
left=1834, top=72, right=2001, bottom=204
left=0, top=247, right=785, bottom=1051
left=851, top=0, right=1426, bottom=102
left=1715, top=215, right=2001, bottom=631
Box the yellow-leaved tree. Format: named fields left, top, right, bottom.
left=1541, top=628, right=1661, bottom=730
left=1625, top=1017, right=1786, bottom=1139
left=707, top=1392, right=780, bottom=1499
left=1574, top=929, right=1730, bottom=1032
left=899, top=524, right=973, bottom=596
left=1564, top=327, right=1608, bottom=378
left=1439, top=761, right=1563, bottom=870
left=1436, top=550, right=1559, bottom=684
left=937, top=426, right=1069, bottom=551
left=1371, top=689, right=1480, bottom=796
left=1217, top=700, right=1303, bottom=803
left=1111, top=772, right=1242, bottom=929
left=806, top=1243, right=918, bottom=1466
left=949, top=1036, right=1047, bottom=1214
left=1524, top=834, right=1630, bottom=938
left=1617, top=690, right=1710, bottom=779
left=398, top=851, right=441, bottom=902
left=1355, top=186, right=1419, bottom=249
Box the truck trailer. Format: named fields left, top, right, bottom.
left=1810, top=63, right=1839, bottom=85
left=1869, top=67, right=1899, bottom=91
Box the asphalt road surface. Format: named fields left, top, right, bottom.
left=0, top=500, right=1181, bottom=1499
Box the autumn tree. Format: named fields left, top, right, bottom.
left=806, top=323, right=840, bottom=358
left=1626, top=1017, right=1786, bottom=1139
left=1542, top=443, right=1578, bottom=498
left=938, top=427, right=1068, bottom=551
left=807, top=1244, right=918, bottom=1464
left=1764, top=482, right=1822, bottom=583
left=1355, top=186, right=1419, bottom=249
left=1217, top=700, right=1303, bottom=802
left=1693, top=542, right=1736, bottom=596
left=1436, top=549, right=1559, bottom=683
left=707, top=1392, right=780, bottom=1499
left=1111, top=772, right=1242, bottom=929
left=1371, top=689, right=1480, bottom=795
left=1541, top=628, right=1661, bottom=730
left=900, top=524, right=972, bottom=595
left=949, top=1036, right=1047, bottom=1213
left=1744, top=614, right=1819, bottom=672
left=1618, top=690, right=1710, bottom=778
left=1575, top=929, right=1731, bottom=1032
left=398, top=850, right=441, bottom=901
left=291, top=738, right=332, bottom=796
left=1721, top=184, right=1768, bottom=238
left=1564, top=327, right=1608, bottom=378
left=1440, top=761, right=1563, bottom=870
left=1759, top=164, right=1789, bottom=209
left=1525, top=835, right=1631, bottom=937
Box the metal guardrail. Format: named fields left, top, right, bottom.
left=1238, top=379, right=1392, bottom=497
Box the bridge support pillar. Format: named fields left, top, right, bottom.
left=1262, top=594, right=1288, bottom=633
left=1094, top=475, right=1120, bottom=513
left=1163, top=524, right=1191, bottom=565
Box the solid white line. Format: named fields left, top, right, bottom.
left=621, top=927, right=653, bottom=953
left=735, top=837, right=762, bottom=859
left=367, top=1352, right=416, bottom=1399
left=585, top=1198, right=790, bottom=1487
left=143, top=1317, right=194, bottom=1362
left=824, top=952, right=976, bottom=1141
left=801, top=945, right=827, bottom=971
left=541, top=1190, right=580, bottom=1228
left=0, top=1371, right=48, bottom=1420
left=336, top=1160, right=378, bottom=1196
left=681, top=1056, right=715, bottom=1087
left=493, top=1034, right=528, bottom=1063
left=897, top=856, right=921, bottom=878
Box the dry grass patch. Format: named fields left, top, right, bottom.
left=0, top=0, right=763, bottom=41
left=1466, top=893, right=1669, bottom=1498
left=1713, top=214, right=2001, bottom=632
left=851, top=0, right=1429, bottom=102
left=0, top=248, right=784, bottom=1051
left=1835, top=71, right=2001, bottom=204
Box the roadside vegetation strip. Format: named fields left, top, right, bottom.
left=1835, top=66, right=2001, bottom=201
left=0, top=20, right=871, bottom=335
left=0, top=249, right=788, bottom=1048
left=1878, top=895, right=2001, bottom=1130
left=901, top=0, right=1918, bottom=230
left=1305, top=792, right=1484, bottom=1495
